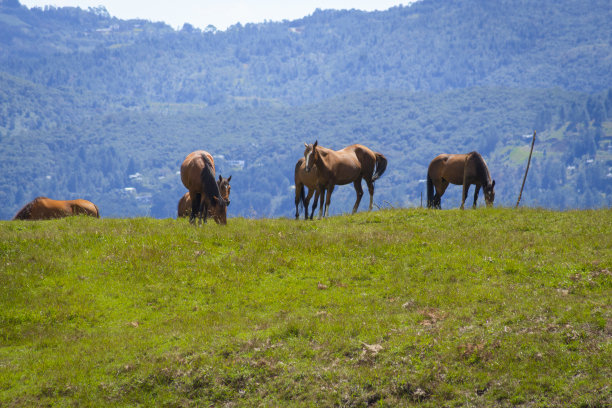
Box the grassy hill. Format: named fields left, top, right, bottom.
left=1, top=208, right=610, bottom=406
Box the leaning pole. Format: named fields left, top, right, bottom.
left=516, top=130, right=536, bottom=208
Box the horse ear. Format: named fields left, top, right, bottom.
left=313, top=140, right=318, bottom=148
left=227, top=175, right=232, bottom=182
left=218, top=175, right=222, bottom=182
left=304, top=142, right=308, bottom=148
left=492, top=180, right=496, bottom=188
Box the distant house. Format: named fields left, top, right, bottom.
left=95, top=24, right=119, bottom=33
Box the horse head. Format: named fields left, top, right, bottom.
left=217, top=175, right=232, bottom=206
left=303, top=140, right=318, bottom=172
left=484, top=179, right=496, bottom=207
left=210, top=196, right=229, bottom=225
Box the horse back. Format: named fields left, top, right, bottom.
left=31, top=197, right=72, bottom=219
left=181, top=150, right=215, bottom=193
left=429, top=153, right=468, bottom=185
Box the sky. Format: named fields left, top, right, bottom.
left=19, top=0, right=410, bottom=31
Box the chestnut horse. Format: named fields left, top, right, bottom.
left=180, top=150, right=229, bottom=225
left=303, top=141, right=387, bottom=218
left=294, top=157, right=323, bottom=220
left=427, top=151, right=495, bottom=209
left=178, top=175, right=231, bottom=218
left=12, top=197, right=100, bottom=220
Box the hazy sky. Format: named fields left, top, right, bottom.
left=19, top=1, right=411, bottom=30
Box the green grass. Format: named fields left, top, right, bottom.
left=1, top=208, right=610, bottom=407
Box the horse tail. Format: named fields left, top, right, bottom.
left=200, top=154, right=225, bottom=208
left=93, top=203, right=100, bottom=218
left=426, top=174, right=434, bottom=209
left=372, top=153, right=387, bottom=182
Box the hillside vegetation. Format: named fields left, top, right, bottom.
left=1, top=209, right=610, bottom=406
left=1, top=0, right=612, bottom=219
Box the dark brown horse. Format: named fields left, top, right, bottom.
left=303, top=141, right=387, bottom=218
left=294, top=157, right=323, bottom=220
left=12, top=197, right=100, bottom=220
left=178, top=175, right=231, bottom=218
left=427, top=151, right=495, bottom=209
left=180, top=150, right=229, bottom=225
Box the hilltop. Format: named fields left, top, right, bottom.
left=1, top=208, right=610, bottom=406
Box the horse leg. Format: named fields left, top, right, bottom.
left=352, top=178, right=364, bottom=214
left=461, top=183, right=471, bottom=210
left=190, top=193, right=201, bottom=224
left=200, top=200, right=208, bottom=224
left=473, top=185, right=481, bottom=209
left=322, top=185, right=335, bottom=218
left=434, top=180, right=448, bottom=210
left=294, top=182, right=302, bottom=219
left=318, top=184, right=326, bottom=219
left=304, top=188, right=314, bottom=220
left=366, top=180, right=375, bottom=211
left=310, top=189, right=319, bottom=220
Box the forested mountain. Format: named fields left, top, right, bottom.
left=1, top=0, right=611, bottom=219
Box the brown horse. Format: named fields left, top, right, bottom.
left=294, top=157, right=323, bottom=220
left=12, top=197, right=100, bottom=220
left=180, top=150, right=229, bottom=225
left=303, top=141, right=387, bottom=218
left=178, top=175, right=231, bottom=218
left=427, top=151, right=495, bottom=209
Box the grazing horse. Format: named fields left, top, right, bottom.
left=180, top=150, right=229, bottom=225
left=294, top=157, right=323, bottom=220
left=427, top=151, right=495, bottom=209
left=12, top=197, right=100, bottom=220
left=178, top=175, right=231, bottom=218
left=303, top=141, right=387, bottom=218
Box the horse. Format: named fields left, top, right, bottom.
left=294, top=157, right=323, bottom=220
left=180, top=150, right=229, bottom=225
left=178, top=175, right=231, bottom=218
left=303, top=141, right=387, bottom=218
left=426, top=151, right=495, bottom=209
left=12, top=197, right=100, bottom=220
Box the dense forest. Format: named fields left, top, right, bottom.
left=1, top=0, right=611, bottom=219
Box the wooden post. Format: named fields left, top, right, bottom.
left=516, top=130, right=536, bottom=208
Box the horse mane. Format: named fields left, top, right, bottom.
left=468, top=151, right=491, bottom=186
left=200, top=154, right=225, bottom=208
left=12, top=196, right=46, bottom=220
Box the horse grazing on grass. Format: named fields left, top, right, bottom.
left=426, top=151, right=495, bottom=209
left=12, top=197, right=100, bottom=220
left=303, top=141, right=387, bottom=218
left=180, top=150, right=229, bottom=225
left=178, top=175, right=231, bottom=218
left=294, top=157, right=323, bottom=220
